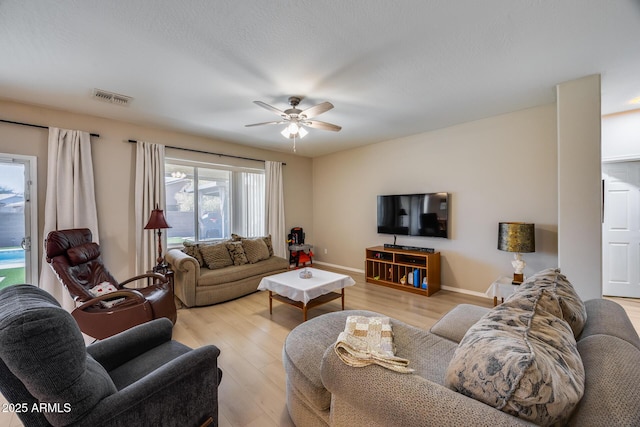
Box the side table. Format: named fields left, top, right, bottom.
left=485, top=276, right=520, bottom=306
left=148, top=266, right=174, bottom=294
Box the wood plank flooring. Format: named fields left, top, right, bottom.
left=2, top=266, right=640, bottom=427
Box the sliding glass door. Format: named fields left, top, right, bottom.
left=0, top=154, right=38, bottom=289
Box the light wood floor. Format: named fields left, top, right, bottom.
left=2, top=266, right=640, bottom=427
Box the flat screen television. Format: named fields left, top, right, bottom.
left=377, top=193, right=449, bottom=238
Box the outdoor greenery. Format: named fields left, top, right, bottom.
left=0, top=267, right=25, bottom=290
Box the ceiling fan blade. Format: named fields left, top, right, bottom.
left=300, top=101, right=334, bottom=119
left=253, top=100, right=287, bottom=117
left=245, top=120, right=285, bottom=127
left=304, top=120, right=342, bottom=132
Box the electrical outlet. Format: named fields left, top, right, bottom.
left=324, top=248, right=328, bottom=254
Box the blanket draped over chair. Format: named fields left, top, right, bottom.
left=334, top=315, right=414, bottom=373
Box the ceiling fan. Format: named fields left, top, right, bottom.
left=245, top=96, right=341, bottom=150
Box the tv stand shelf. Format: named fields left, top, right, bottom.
left=365, top=246, right=440, bottom=296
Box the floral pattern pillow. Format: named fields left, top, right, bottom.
left=182, top=240, right=204, bottom=267
left=225, top=241, right=248, bottom=265
left=261, top=235, right=274, bottom=257
left=516, top=268, right=587, bottom=337
left=445, top=287, right=585, bottom=426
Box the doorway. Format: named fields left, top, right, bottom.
left=0, top=154, right=38, bottom=290
left=602, top=161, right=640, bottom=297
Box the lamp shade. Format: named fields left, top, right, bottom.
left=497, top=222, right=535, bottom=253
left=144, top=208, right=171, bottom=230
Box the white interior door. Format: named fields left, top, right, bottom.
left=602, top=161, right=640, bottom=297
left=0, top=154, right=38, bottom=289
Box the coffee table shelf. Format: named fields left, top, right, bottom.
left=268, top=290, right=344, bottom=321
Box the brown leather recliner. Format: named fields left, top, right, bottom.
left=45, top=228, right=177, bottom=339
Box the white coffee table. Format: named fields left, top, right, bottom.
left=258, top=268, right=355, bottom=321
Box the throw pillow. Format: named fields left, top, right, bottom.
left=234, top=233, right=274, bottom=257
left=262, top=234, right=274, bottom=257
left=242, top=238, right=270, bottom=263
left=445, top=287, right=585, bottom=426
left=182, top=240, right=204, bottom=267
left=88, top=282, right=124, bottom=308
left=226, top=241, right=249, bottom=265
left=199, top=242, right=233, bottom=269
left=516, top=268, right=587, bottom=337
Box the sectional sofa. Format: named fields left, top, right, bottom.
left=283, top=268, right=640, bottom=426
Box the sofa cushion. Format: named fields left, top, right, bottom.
left=568, top=334, right=640, bottom=426
left=242, top=238, right=270, bottom=264
left=182, top=241, right=204, bottom=267
left=516, top=268, right=587, bottom=337
left=579, top=299, right=640, bottom=349
left=284, top=310, right=382, bottom=412
left=197, top=256, right=289, bottom=287
left=429, top=304, right=490, bottom=343
left=199, top=242, right=233, bottom=269
left=226, top=241, right=249, bottom=265
left=445, top=287, right=585, bottom=426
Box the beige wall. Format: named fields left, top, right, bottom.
left=602, top=108, right=640, bottom=161
left=556, top=75, right=602, bottom=300
left=312, top=104, right=559, bottom=296
left=1, top=77, right=603, bottom=298
left=0, top=99, right=313, bottom=281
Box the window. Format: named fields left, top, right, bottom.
left=164, top=160, right=265, bottom=245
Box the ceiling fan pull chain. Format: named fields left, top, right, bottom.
left=293, top=134, right=297, bottom=153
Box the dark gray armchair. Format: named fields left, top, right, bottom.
left=0, top=284, right=221, bottom=427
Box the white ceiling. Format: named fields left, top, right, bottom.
left=1, top=1, right=639, bottom=157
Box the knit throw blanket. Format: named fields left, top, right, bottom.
left=334, top=316, right=414, bottom=373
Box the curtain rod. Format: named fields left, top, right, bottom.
left=0, top=119, right=100, bottom=137
left=127, top=139, right=286, bottom=165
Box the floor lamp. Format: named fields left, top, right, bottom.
left=144, top=205, right=172, bottom=272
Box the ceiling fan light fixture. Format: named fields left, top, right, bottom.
left=281, top=123, right=308, bottom=139
left=249, top=96, right=338, bottom=151
left=288, top=123, right=299, bottom=134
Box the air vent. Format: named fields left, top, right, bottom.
left=93, top=89, right=133, bottom=106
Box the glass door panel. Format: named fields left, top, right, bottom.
left=0, top=155, right=37, bottom=289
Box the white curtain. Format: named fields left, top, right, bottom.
left=40, top=128, right=99, bottom=311
left=265, top=161, right=287, bottom=258
left=135, top=141, right=166, bottom=274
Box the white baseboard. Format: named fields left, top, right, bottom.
left=313, top=261, right=364, bottom=274
left=314, top=261, right=492, bottom=301
left=441, top=285, right=489, bottom=299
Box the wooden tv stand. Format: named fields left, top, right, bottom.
left=365, top=246, right=440, bottom=296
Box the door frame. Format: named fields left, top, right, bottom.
left=602, top=156, right=640, bottom=297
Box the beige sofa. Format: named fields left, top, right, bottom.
left=165, top=239, right=289, bottom=307
left=283, top=269, right=640, bottom=426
